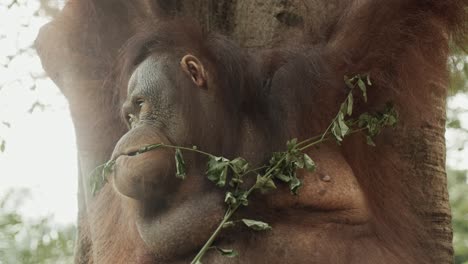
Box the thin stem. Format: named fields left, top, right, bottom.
left=243, top=165, right=268, bottom=176
left=190, top=155, right=287, bottom=263
left=299, top=128, right=366, bottom=151
left=296, top=111, right=341, bottom=149
left=246, top=156, right=286, bottom=196
left=191, top=207, right=236, bottom=263
left=295, top=134, right=323, bottom=148
left=298, top=136, right=330, bottom=151
left=154, top=143, right=214, bottom=157
left=319, top=119, right=336, bottom=141
left=299, top=87, right=355, bottom=146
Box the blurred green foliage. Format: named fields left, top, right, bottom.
left=449, top=170, right=468, bottom=264
left=450, top=47, right=468, bottom=95
left=0, top=189, right=75, bottom=264
left=448, top=48, right=468, bottom=264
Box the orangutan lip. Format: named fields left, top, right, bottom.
left=112, top=147, right=146, bottom=161
left=126, top=150, right=140, bottom=156
left=121, top=148, right=145, bottom=158
left=120, top=143, right=164, bottom=158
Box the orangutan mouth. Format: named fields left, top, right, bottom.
left=113, top=143, right=164, bottom=160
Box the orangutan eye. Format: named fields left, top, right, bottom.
left=136, top=99, right=145, bottom=108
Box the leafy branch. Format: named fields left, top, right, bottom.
left=89, top=74, right=398, bottom=263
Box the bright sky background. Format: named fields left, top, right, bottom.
left=447, top=94, right=468, bottom=170
left=0, top=1, right=76, bottom=225
left=0, top=1, right=466, bottom=228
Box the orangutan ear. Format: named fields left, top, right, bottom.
left=180, top=54, right=207, bottom=88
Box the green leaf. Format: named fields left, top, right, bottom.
left=230, top=157, right=249, bottom=174
left=229, top=176, right=244, bottom=187
left=274, top=173, right=291, bottom=182
left=389, top=115, right=398, bottom=126
left=89, top=163, right=111, bottom=196
left=222, top=221, right=235, bottom=228
left=358, top=113, right=370, bottom=128
left=366, top=136, right=376, bottom=147
left=206, top=156, right=230, bottom=187
left=303, top=154, right=316, bottom=172
left=286, top=138, right=298, bottom=151
left=332, top=112, right=349, bottom=142
left=340, top=100, right=348, bottom=116
left=263, top=178, right=277, bottom=191
left=347, top=93, right=353, bottom=116
left=337, top=112, right=349, bottom=137
left=255, top=175, right=277, bottom=193
left=241, top=219, right=272, bottom=231
left=447, top=120, right=461, bottom=129
left=284, top=152, right=294, bottom=164
left=331, top=121, right=343, bottom=142
left=215, top=247, right=238, bottom=258
left=289, top=177, right=302, bottom=195
left=356, top=104, right=399, bottom=142
left=224, top=192, right=237, bottom=206
left=269, top=152, right=283, bottom=165
left=294, top=156, right=304, bottom=169
left=383, top=104, right=398, bottom=127
left=238, top=192, right=249, bottom=206
left=366, top=74, right=372, bottom=86
left=175, top=148, right=186, bottom=179
left=357, top=78, right=367, bottom=102
left=99, top=160, right=115, bottom=193
left=103, top=160, right=114, bottom=177
left=0, top=139, right=5, bottom=152
left=218, top=166, right=228, bottom=187
left=344, top=75, right=354, bottom=89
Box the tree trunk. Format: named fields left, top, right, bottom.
left=35, top=0, right=453, bottom=263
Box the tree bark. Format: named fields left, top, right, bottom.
left=35, top=0, right=453, bottom=263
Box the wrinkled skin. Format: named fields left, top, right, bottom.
left=111, top=56, right=184, bottom=201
